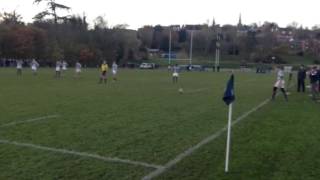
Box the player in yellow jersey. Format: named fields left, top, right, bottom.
left=99, top=61, right=109, bottom=84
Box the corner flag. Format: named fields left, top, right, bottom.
left=223, top=74, right=235, bottom=173
left=223, top=74, right=235, bottom=105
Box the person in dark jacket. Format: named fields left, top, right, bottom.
left=309, top=66, right=318, bottom=100
left=317, top=66, right=320, bottom=92
left=297, top=65, right=306, bottom=92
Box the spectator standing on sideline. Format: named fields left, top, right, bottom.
left=317, top=66, right=320, bottom=92
left=309, top=66, right=318, bottom=101
left=287, top=68, right=293, bottom=93
left=297, top=65, right=306, bottom=92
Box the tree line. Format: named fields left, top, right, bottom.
left=1, top=0, right=320, bottom=67
left=0, top=0, right=140, bottom=67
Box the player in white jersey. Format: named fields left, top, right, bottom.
left=272, top=66, right=288, bottom=101
left=172, top=64, right=180, bottom=83
left=74, top=61, right=82, bottom=78
left=16, top=60, right=23, bottom=76
left=62, top=61, right=68, bottom=71
left=30, top=59, right=39, bottom=75
left=55, top=60, right=62, bottom=78
left=112, top=61, right=118, bottom=81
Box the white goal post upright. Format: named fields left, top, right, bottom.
left=189, top=30, right=194, bottom=66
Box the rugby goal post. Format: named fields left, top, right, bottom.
left=168, top=30, right=194, bottom=66
left=284, top=66, right=293, bottom=73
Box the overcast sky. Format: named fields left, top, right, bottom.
left=1, top=0, right=320, bottom=30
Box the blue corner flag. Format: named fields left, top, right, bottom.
left=223, top=74, right=235, bottom=105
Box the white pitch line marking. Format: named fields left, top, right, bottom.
left=142, top=98, right=271, bottom=180
left=0, top=115, right=59, bottom=128
left=184, top=88, right=210, bottom=94
left=0, top=139, right=163, bottom=169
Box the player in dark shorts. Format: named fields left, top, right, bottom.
left=99, top=61, right=109, bottom=84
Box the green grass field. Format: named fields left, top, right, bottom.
left=0, top=68, right=319, bottom=180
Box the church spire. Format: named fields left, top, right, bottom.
left=238, top=13, right=242, bottom=27
left=212, top=17, right=215, bottom=27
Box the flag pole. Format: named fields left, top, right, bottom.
left=225, top=103, right=233, bottom=173
left=169, top=29, right=172, bottom=65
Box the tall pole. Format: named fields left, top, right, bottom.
left=225, top=103, right=233, bottom=172
left=189, top=30, right=193, bottom=66
left=215, top=30, right=221, bottom=72
left=169, top=29, right=172, bottom=65
left=215, top=42, right=218, bottom=72
left=218, top=42, right=220, bottom=71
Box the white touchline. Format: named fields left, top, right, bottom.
left=0, top=139, right=164, bottom=169
left=142, top=98, right=271, bottom=180
left=0, top=115, right=60, bottom=128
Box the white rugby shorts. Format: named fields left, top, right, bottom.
left=274, top=80, right=285, bottom=88
left=173, top=72, right=179, bottom=77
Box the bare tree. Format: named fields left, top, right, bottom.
left=94, top=16, right=108, bottom=29
left=113, top=24, right=129, bottom=29
left=0, top=10, right=23, bottom=25
left=33, top=0, right=70, bottom=24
